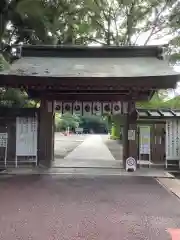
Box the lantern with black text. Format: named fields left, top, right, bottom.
left=63, top=102, right=72, bottom=114
left=93, top=102, right=102, bottom=115
left=102, top=102, right=112, bottom=114
left=83, top=102, right=92, bottom=116
left=73, top=101, right=82, bottom=116
left=112, top=101, right=121, bottom=115
left=55, top=101, right=62, bottom=113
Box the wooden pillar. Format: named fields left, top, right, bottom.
left=123, top=114, right=129, bottom=168
left=38, top=99, right=54, bottom=168
left=122, top=101, right=136, bottom=168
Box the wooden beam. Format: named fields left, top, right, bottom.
left=0, top=74, right=178, bottom=90
left=27, top=91, right=152, bottom=101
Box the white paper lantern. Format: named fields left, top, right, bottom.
left=112, top=101, right=122, bottom=115
left=83, top=102, right=92, bottom=116
left=102, top=102, right=112, bottom=114
left=122, top=102, right=128, bottom=114
left=55, top=101, right=62, bottom=113
left=63, top=102, right=72, bottom=114
left=73, top=101, right=82, bottom=116
left=93, top=102, right=102, bottom=115
left=47, top=101, right=53, bottom=113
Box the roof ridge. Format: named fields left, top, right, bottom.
left=11, top=44, right=166, bottom=59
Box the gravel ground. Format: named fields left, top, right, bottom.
left=104, top=138, right=123, bottom=160
left=54, top=133, right=87, bottom=158
left=0, top=175, right=180, bottom=240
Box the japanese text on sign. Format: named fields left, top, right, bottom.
left=0, top=133, right=8, bottom=147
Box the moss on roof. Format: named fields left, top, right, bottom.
left=165, top=96, right=180, bottom=109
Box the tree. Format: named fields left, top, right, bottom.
left=55, top=113, right=81, bottom=131
left=1, top=0, right=179, bottom=47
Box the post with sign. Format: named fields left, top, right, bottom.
left=0, top=133, right=8, bottom=167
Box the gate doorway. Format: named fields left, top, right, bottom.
left=53, top=101, right=124, bottom=169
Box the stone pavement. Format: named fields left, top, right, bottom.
left=0, top=175, right=180, bottom=240
left=53, top=134, right=124, bottom=168
left=54, top=159, right=122, bottom=168
left=64, top=134, right=115, bottom=161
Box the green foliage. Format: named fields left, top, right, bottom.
left=0, top=55, right=28, bottom=107
left=0, top=88, right=29, bottom=107
left=55, top=113, right=80, bottom=131
left=136, top=92, right=172, bottom=109
left=0, top=0, right=179, bottom=48
left=110, top=125, right=118, bottom=140
left=165, top=96, right=180, bottom=109
left=55, top=113, right=108, bottom=133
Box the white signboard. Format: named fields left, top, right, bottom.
left=128, top=130, right=135, bottom=140
left=0, top=133, right=8, bottom=166
left=139, top=126, right=151, bottom=154
left=126, top=157, right=136, bottom=171
left=166, top=120, right=180, bottom=160
left=75, top=128, right=83, bottom=134
left=16, top=117, right=38, bottom=157
left=0, top=133, right=8, bottom=147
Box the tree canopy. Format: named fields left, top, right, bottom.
left=0, top=0, right=180, bottom=48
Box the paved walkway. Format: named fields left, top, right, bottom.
left=53, top=135, right=124, bottom=168
left=64, top=135, right=115, bottom=161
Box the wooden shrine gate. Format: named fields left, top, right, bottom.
left=0, top=45, right=179, bottom=168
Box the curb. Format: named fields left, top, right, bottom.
left=156, top=178, right=180, bottom=200
left=0, top=170, right=176, bottom=178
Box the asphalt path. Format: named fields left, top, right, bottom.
left=0, top=175, right=180, bottom=239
